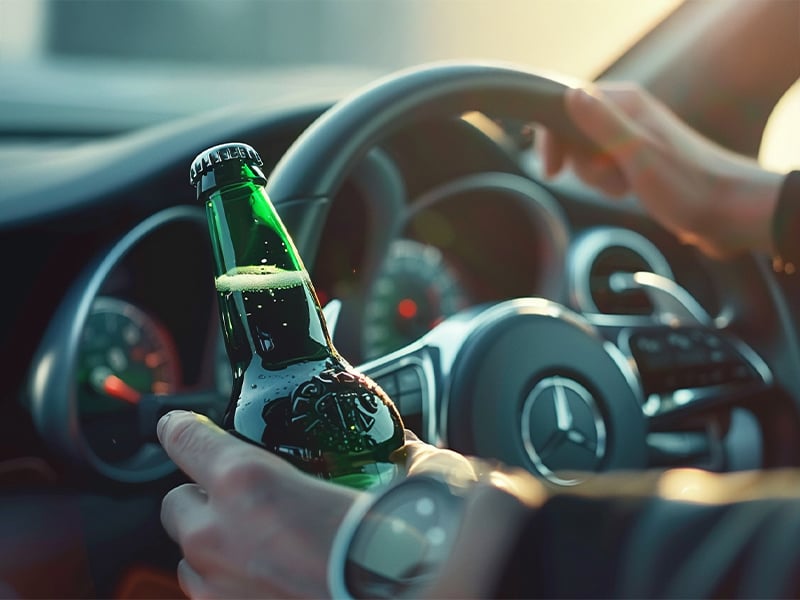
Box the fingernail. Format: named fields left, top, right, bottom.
left=156, top=410, right=187, bottom=442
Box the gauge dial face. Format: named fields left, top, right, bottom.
left=362, top=239, right=470, bottom=360
left=77, top=296, right=181, bottom=464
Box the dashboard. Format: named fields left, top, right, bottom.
left=2, top=71, right=800, bottom=600
left=1, top=2, right=798, bottom=596
left=3, top=102, right=792, bottom=493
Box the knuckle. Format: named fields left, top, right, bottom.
left=182, top=521, right=222, bottom=554
left=213, top=456, right=269, bottom=495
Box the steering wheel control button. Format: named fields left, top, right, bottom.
left=373, top=366, right=425, bottom=416
left=630, top=334, right=673, bottom=371
left=521, top=376, right=606, bottom=486
left=624, top=326, right=769, bottom=419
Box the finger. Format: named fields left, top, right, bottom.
left=179, top=558, right=296, bottom=600
left=565, top=87, right=650, bottom=176
left=403, top=428, right=420, bottom=443
left=400, top=437, right=477, bottom=482
left=594, top=82, right=649, bottom=121
left=177, top=558, right=205, bottom=599
left=157, top=410, right=277, bottom=491
left=161, top=483, right=208, bottom=545
left=567, top=153, right=630, bottom=198
left=390, top=429, right=419, bottom=463
left=177, top=558, right=233, bottom=600
left=534, top=125, right=565, bottom=178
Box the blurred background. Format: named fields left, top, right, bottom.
left=0, top=0, right=677, bottom=74
left=0, top=0, right=797, bottom=170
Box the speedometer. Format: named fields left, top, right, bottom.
left=362, top=239, right=470, bottom=360
left=77, top=296, right=181, bottom=465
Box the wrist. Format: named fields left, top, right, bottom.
left=717, top=164, right=784, bottom=257
left=328, top=468, right=544, bottom=599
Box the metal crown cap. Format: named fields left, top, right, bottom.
left=189, top=142, right=263, bottom=186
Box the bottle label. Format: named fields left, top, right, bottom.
left=254, top=363, right=401, bottom=460
left=290, top=369, right=380, bottom=438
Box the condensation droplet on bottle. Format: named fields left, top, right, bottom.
left=258, top=374, right=266, bottom=379
left=250, top=384, right=257, bottom=389
left=261, top=258, right=267, bottom=264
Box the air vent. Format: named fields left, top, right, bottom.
left=591, top=246, right=655, bottom=314
left=570, top=228, right=673, bottom=315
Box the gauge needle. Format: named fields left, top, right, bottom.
left=90, top=367, right=141, bottom=404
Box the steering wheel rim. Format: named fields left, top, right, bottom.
left=267, top=61, right=587, bottom=201
left=262, top=61, right=657, bottom=483
left=265, top=61, right=592, bottom=261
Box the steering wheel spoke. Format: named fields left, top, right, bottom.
left=358, top=340, right=442, bottom=445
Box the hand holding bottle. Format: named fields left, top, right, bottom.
left=158, top=410, right=360, bottom=598
left=159, top=413, right=538, bottom=600
left=538, top=83, right=784, bottom=258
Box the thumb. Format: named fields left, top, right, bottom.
left=565, top=87, right=649, bottom=172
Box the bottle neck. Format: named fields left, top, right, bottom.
left=202, top=168, right=333, bottom=370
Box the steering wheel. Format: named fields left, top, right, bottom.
left=263, top=62, right=773, bottom=484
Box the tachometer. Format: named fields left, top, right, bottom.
left=362, top=239, right=470, bottom=359
left=77, top=296, right=181, bottom=464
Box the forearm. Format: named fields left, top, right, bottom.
left=491, top=469, right=800, bottom=598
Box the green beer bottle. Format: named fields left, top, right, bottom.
left=190, top=142, right=404, bottom=489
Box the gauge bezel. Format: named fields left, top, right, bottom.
left=362, top=238, right=471, bottom=360
left=77, top=295, right=182, bottom=468
left=26, top=206, right=207, bottom=483
left=405, top=172, right=569, bottom=303
left=568, top=226, right=674, bottom=316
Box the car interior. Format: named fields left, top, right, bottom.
left=1, top=0, right=800, bottom=597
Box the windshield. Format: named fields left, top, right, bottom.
left=2, top=0, right=679, bottom=76
left=0, top=0, right=681, bottom=136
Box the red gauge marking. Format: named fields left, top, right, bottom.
left=102, top=374, right=141, bottom=405
left=145, top=351, right=165, bottom=369
left=152, top=381, right=172, bottom=395
left=397, top=298, right=418, bottom=320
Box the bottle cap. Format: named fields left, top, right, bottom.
left=189, top=142, right=263, bottom=186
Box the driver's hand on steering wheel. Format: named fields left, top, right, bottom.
left=537, top=83, right=784, bottom=259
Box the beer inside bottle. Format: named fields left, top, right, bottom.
left=190, top=142, right=404, bottom=490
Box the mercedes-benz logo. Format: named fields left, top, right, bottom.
left=521, top=376, right=607, bottom=486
